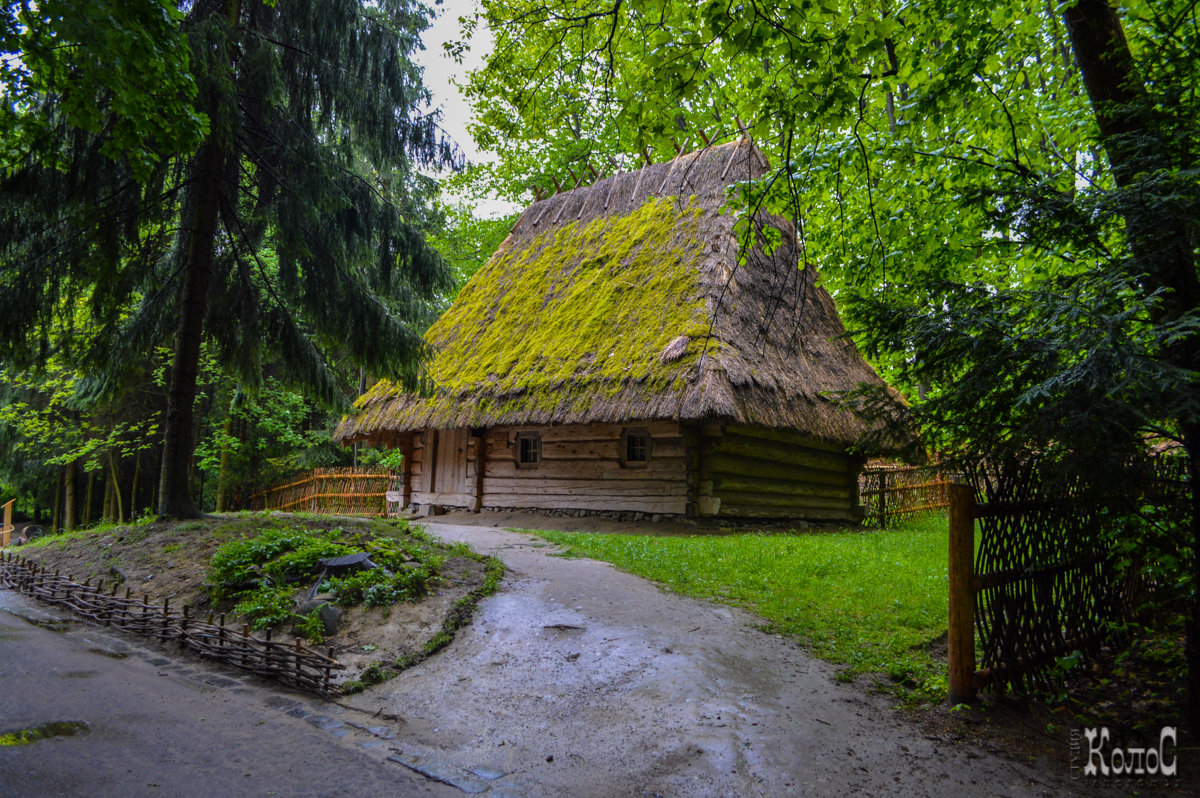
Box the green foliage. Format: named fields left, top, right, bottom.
left=325, top=564, right=433, bottom=607
left=233, top=586, right=295, bottom=631
left=206, top=527, right=315, bottom=599
left=262, top=539, right=355, bottom=585
left=532, top=515, right=949, bottom=698
left=206, top=522, right=446, bottom=635
left=294, top=611, right=326, bottom=645
left=356, top=446, right=406, bottom=471
left=0, top=0, right=205, bottom=177
left=461, top=0, right=1200, bottom=469
left=194, top=377, right=339, bottom=496
left=1, top=0, right=457, bottom=517
left=426, top=203, right=521, bottom=301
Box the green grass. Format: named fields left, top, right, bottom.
left=532, top=514, right=950, bottom=697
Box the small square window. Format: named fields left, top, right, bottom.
left=516, top=432, right=541, bottom=468
left=621, top=428, right=651, bottom=467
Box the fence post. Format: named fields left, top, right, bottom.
left=947, top=482, right=977, bottom=703
left=1, top=499, right=14, bottom=547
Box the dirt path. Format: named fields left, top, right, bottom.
left=0, top=590, right=456, bottom=798
left=342, top=520, right=1070, bottom=797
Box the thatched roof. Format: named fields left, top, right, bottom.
left=336, top=140, right=908, bottom=450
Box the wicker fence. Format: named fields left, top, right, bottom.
left=947, top=453, right=1190, bottom=701
left=859, top=464, right=951, bottom=527
left=250, top=467, right=393, bottom=516
left=0, top=551, right=343, bottom=695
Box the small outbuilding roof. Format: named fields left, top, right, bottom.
left=335, top=140, right=907, bottom=450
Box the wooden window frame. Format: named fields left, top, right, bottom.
left=620, top=427, right=652, bottom=467
left=515, top=431, right=542, bottom=469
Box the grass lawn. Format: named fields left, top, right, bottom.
left=532, top=514, right=950, bottom=697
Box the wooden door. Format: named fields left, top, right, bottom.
left=431, top=428, right=469, bottom=500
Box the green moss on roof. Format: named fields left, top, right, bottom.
left=428, top=195, right=710, bottom=399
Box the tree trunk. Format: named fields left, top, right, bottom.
left=157, top=0, right=240, bottom=519
left=130, top=453, right=141, bottom=521
left=157, top=145, right=223, bottom=518
left=102, top=467, right=112, bottom=522
left=63, top=461, right=76, bottom=531
left=83, top=469, right=94, bottom=526
left=1065, top=0, right=1200, bottom=732
left=109, top=452, right=123, bottom=524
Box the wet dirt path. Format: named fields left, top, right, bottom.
left=343, top=521, right=1071, bottom=797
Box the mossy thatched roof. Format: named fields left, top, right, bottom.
left=336, top=140, right=906, bottom=450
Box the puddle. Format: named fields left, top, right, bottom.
left=86, top=648, right=129, bottom=659
left=0, top=721, right=90, bottom=746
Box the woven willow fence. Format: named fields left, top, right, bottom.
left=947, top=453, right=1189, bottom=701
left=859, top=464, right=951, bottom=526
left=0, top=552, right=343, bottom=695
left=250, top=467, right=392, bottom=516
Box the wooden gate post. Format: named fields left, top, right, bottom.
left=947, top=483, right=977, bottom=703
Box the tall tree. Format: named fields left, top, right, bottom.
left=1, top=0, right=456, bottom=517
left=462, top=0, right=1200, bottom=724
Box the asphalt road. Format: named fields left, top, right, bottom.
left=0, top=590, right=457, bottom=798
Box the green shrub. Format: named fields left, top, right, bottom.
left=326, top=564, right=435, bottom=607
left=206, top=528, right=312, bottom=599
left=233, top=586, right=295, bottom=630
left=262, top=537, right=355, bottom=584
left=207, top=524, right=446, bottom=630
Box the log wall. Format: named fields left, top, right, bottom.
left=706, top=424, right=863, bottom=520
left=399, top=422, right=863, bottom=521
left=480, top=422, right=688, bottom=515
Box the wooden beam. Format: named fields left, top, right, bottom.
left=709, top=452, right=850, bottom=487
left=714, top=433, right=849, bottom=472
left=728, top=424, right=846, bottom=453
left=947, top=483, right=977, bottom=704
left=471, top=432, right=486, bottom=512
left=715, top=490, right=852, bottom=512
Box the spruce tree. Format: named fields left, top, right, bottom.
left=0, top=0, right=455, bottom=518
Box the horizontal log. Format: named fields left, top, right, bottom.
left=716, top=504, right=859, bottom=520
left=486, top=457, right=686, bottom=480
left=713, top=474, right=852, bottom=499
left=713, top=433, right=850, bottom=472
left=728, top=424, right=846, bottom=453
left=708, top=451, right=850, bottom=485
left=488, top=437, right=685, bottom=461
left=483, top=494, right=687, bottom=513
left=715, top=490, right=853, bottom=511
left=412, top=491, right=476, bottom=508
left=708, top=452, right=851, bottom=487
left=482, top=477, right=687, bottom=498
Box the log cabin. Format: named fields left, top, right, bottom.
left=334, top=140, right=915, bottom=521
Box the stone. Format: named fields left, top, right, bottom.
left=293, top=600, right=341, bottom=636
left=317, top=552, right=377, bottom=575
